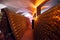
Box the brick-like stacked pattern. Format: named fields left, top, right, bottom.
left=1, top=8, right=29, bottom=40
left=34, top=4, right=60, bottom=40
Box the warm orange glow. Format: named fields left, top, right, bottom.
left=53, top=16, right=60, bottom=20
left=57, top=10, right=60, bottom=12
left=34, top=16, right=38, bottom=21
left=28, top=0, right=48, bottom=16
left=27, top=5, right=36, bottom=15
left=34, top=0, right=46, bottom=7
left=30, top=0, right=48, bottom=15
left=33, top=16, right=38, bottom=21
left=41, top=6, right=49, bottom=10
left=33, top=13, right=38, bottom=21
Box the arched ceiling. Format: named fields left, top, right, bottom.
left=0, top=0, right=47, bottom=14
left=0, top=0, right=60, bottom=14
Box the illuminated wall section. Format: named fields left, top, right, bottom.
left=34, top=0, right=46, bottom=7
left=31, top=0, right=48, bottom=7
left=31, top=0, right=49, bottom=15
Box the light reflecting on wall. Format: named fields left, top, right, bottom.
left=21, top=12, right=33, bottom=23
left=41, top=0, right=59, bottom=14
